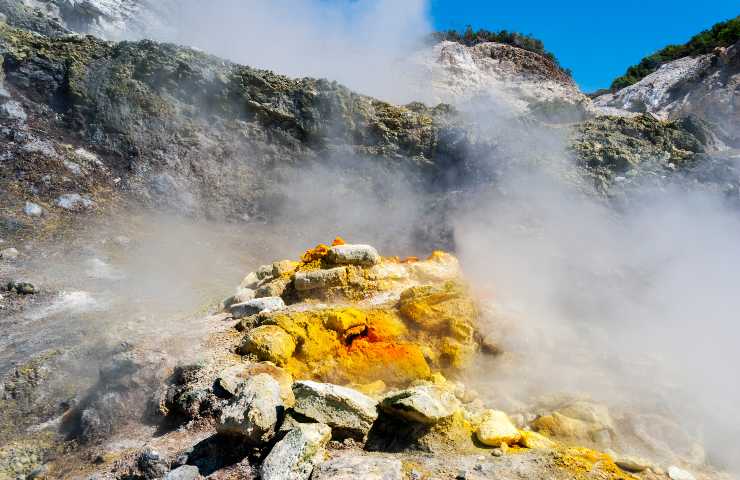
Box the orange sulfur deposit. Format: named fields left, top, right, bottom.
left=258, top=300, right=476, bottom=387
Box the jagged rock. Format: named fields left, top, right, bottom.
left=54, top=194, right=96, bottom=211
left=164, top=465, right=202, bottom=480
left=292, top=381, right=378, bottom=439
left=668, top=466, right=696, bottom=480
left=223, top=288, right=255, bottom=310
left=475, top=410, right=521, bottom=446
left=380, top=385, right=460, bottom=425
left=239, top=325, right=296, bottom=365
left=23, top=202, right=43, bottom=217
left=260, top=422, right=331, bottom=480
left=230, top=297, right=285, bottom=318
left=293, top=267, right=347, bottom=291
left=312, top=453, right=403, bottom=480
left=327, top=244, right=381, bottom=267
left=216, top=373, right=283, bottom=444
left=0, top=247, right=19, bottom=260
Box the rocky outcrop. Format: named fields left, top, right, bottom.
left=413, top=41, right=592, bottom=121
left=595, top=41, right=740, bottom=147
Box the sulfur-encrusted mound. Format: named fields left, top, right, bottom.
left=229, top=240, right=479, bottom=389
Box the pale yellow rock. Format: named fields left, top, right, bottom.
left=475, top=410, right=521, bottom=446
left=239, top=325, right=296, bottom=366
left=519, top=430, right=557, bottom=449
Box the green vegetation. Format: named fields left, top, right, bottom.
left=432, top=26, right=570, bottom=76
left=610, top=15, right=740, bottom=91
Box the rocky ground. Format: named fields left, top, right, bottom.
left=3, top=240, right=729, bottom=480
left=1, top=2, right=739, bottom=479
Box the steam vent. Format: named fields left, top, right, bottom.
left=142, top=239, right=642, bottom=480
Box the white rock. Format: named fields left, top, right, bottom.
left=230, top=296, right=285, bottom=318
left=24, top=202, right=43, bottom=217
left=55, top=193, right=96, bottom=211
left=292, top=381, right=378, bottom=439
left=240, top=271, right=260, bottom=289
left=327, top=244, right=380, bottom=266
left=23, top=139, right=56, bottom=157
left=261, top=422, right=331, bottom=480
left=63, top=159, right=84, bottom=176
left=668, top=466, right=696, bottom=480
left=0, top=247, right=19, bottom=260
left=223, top=288, right=256, bottom=310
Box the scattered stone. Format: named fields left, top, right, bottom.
left=217, top=373, right=283, bottom=444
left=137, top=449, right=168, bottom=479
left=380, top=385, right=460, bottom=424
left=293, top=267, right=347, bottom=291
left=327, top=244, right=381, bottom=266
left=23, top=139, right=56, bottom=157
left=63, top=159, right=83, bottom=176
left=54, top=193, right=96, bottom=211
left=256, top=264, right=273, bottom=280
left=668, top=466, right=696, bottom=480
left=292, top=381, right=379, bottom=439
left=260, top=423, right=331, bottom=480
left=164, top=465, right=202, bottom=480
left=23, top=202, right=43, bottom=217
left=476, top=410, right=521, bottom=447
left=239, top=325, right=296, bottom=365
left=312, top=453, right=403, bottom=480
left=230, top=297, right=285, bottom=318
left=0, top=247, right=19, bottom=260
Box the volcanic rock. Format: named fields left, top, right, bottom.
left=292, top=381, right=378, bottom=439
left=326, top=244, right=381, bottom=266
left=230, top=297, right=285, bottom=318
left=380, top=385, right=460, bottom=425
left=260, top=422, right=331, bottom=480
left=312, top=453, right=403, bottom=480
left=216, top=373, right=283, bottom=444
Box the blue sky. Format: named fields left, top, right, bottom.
left=429, top=0, right=739, bottom=92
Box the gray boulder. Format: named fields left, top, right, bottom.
left=260, top=422, right=331, bottom=480
left=217, top=374, right=283, bottom=444
left=668, top=466, right=696, bottom=480
left=164, top=465, right=202, bottom=480
left=255, top=277, right=290, bottom=298
left=312, top=453, right=403, bottom=480
left=230, top=296, right=285, bottom=318
left=380, top=385, right=460, bottom=425
left=293, top=267, right=346, bottom=292
left=292, top=381, right=378, bottom=440
left=327, top=244, right=380, bottom=266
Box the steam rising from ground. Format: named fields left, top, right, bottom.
left=133, top=0, right=431, bottom=103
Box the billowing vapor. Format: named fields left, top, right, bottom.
left=130, top=0, right=432, bottom=103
